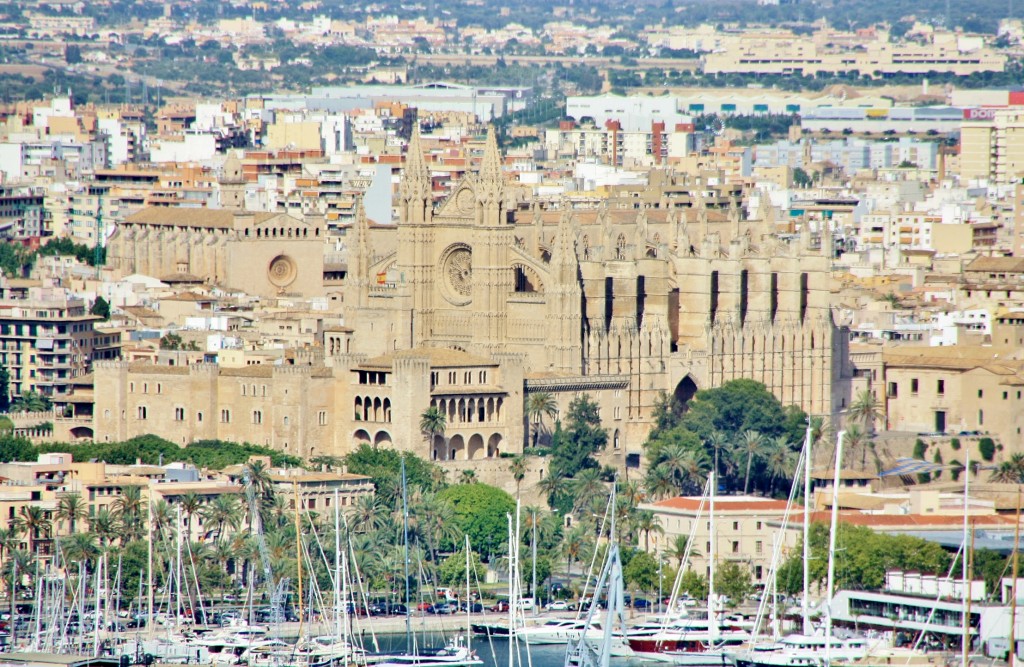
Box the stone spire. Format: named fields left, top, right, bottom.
left=695, top=190, right=709, bottom=239
left=728, top=194, right=742, bottom=240
left=400, top=124, right=430, bottom=203
left=349, top=198, right=373, bottom=307
left=675, top=205, right=690, bottom=252
left=821, top=218, right=833, bottom=258
left=635, top=203, right=649, bottom=260
left=476, top=125, right=505, bottom=225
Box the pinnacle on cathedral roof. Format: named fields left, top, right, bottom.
left=479, top=125, right=503, bottom=186
left=400, top=123, right=431, bottom=201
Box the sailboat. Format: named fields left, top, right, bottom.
left=627, top=472, right=750, bottom=665
left=566, top=482, right=632, bottom=667
left=731, top=430, right=874, bottom=667
left=368, top=458, right=482, bottom=667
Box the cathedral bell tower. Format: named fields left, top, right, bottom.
left=396, top=125, right=436, bottom=345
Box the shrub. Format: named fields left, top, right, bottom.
left=979, top=437, right=996, bottom=462
left=950, top=438, right=961, bottom=451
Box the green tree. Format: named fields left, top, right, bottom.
left=549, top=395, right=607, bottom=478
left=437, top=483, right=515, bottom=559
left=343, top=446, right=445, bottom=504
left=509, top=456, right=527, bottom=498
left=737, top=430, right=767, bottom=494
left=715, top=560, right=753, bottom=605
left=56, top=492, right=87, bottom=535
left=438, top=547, right=486, bottom=587
left=10, top=390, right=51, bottom=413
left=526, top=391, right=558, bottom=447
left=849, top=389, right=883, bottom=434
left=678, top=569, right=709, bottom=600
left=0, top=366, right=9, bottom=412
left=419, top=406, right=446, bottom=454
left=90, top=296, right=111, bottom=320
left=624, top=550, right=659, bottom=593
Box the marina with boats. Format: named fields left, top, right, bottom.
left=1, top=431, right=1021, bottom=667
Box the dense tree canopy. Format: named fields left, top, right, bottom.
left=778, top=522, right=951, bottom=593
left=438, top=483, right=516, bottom=559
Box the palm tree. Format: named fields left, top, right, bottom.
left=60, top=532, right=99, bottom=568
left=668, top=533, right=699, bottom=567
left=243, top=459, right=276, bottom=515
left=9, top=390, right=51, bottom=413
left=200, top=494, right=242, bottom=543
left=89, top=508, right=118, bottom=548
left=849, top=389, right=884, bottom=434
left=151, top=500, right=174, bottom=541
left=706, top=430, right=731, bottom=483
left=634, top=510, right=662, bottom=552
left=0, top=527, right=18, bottom=562
left=764, top=437, right=796, bottom=494
left=737, top=430, right=767, bottom=495
left=537, top=473, right=569, bottom=507
left=620, top=480, right=645, bottom=507
left=419, top=407, right=446, bottom=458
left=526, top=391, right=558, bottom=447
left=990, top=454, right=1024, bottom=483
left=348, top=495, right=387, bottom=534
left=112, top=485, right=146, bottom=542
left=56, top=493, right=87, bottom=535
left=14, top=505, right=51, bottom=556
left=509, top=456, right=527, bottom=498
left=645, top=464, right=677, bottom=500
left=178, top=492, right=203, bottom=542
left=843, top=424, right=866, bottom=468
left=458, top=469, right=477, bottom=485
left=560, top=526, right=589, bottom=582
left=570, top=468, right=606, bottom=513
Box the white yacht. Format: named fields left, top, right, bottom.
left=368, top=635, right=483, bottom=667
left=730, top=632, right=873, bottom=667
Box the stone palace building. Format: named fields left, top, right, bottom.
left=94, top=128, right=850, bottom=467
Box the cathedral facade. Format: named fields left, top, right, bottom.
left=94, top=127, right=848, bottom=467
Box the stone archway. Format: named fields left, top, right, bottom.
left=374, top=431, right=393, bottom=447
left=673, top=375, right=698, bottom=411
left=432, top=434, right=446, bottom=461
left=448, top=434, right=465, bottom=461
left=487, top=433, right=502, bottom=458
left=354, top=429, right=371, bottom=446
left=467, top=434, right=485, bottom=460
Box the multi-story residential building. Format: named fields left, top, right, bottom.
left=0, top=186, right=46, bottom=239
left=0, top=281, right=115, bottom=405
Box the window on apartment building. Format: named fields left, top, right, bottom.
left=888, top=382, right=898, bottom=398
left=978, top=389, right=984, bottom=398
left=706, top=542, right=711, bottom=553
left=732, top=541, right=739, bottom=553
left=733, top=521, right=739, bottom=530
left=911, top=379, right=919, bottom=395
left=755, top=566, right=763, bottom=580
left=1005, top=392, right=1010, bottom=400
left=979, top=410, right=984, bottom=425
left=756, top=541, right=763, bottom=554
left=241, top=385, right=246, bottom=396
left=157, top=384, right=162, bottom=394
left=253, top=411, right=262, bottom=425
left=938, top=380, right=945, bottom=395
left=319, top=411, right=327, bottom=426
left=143, top=383, right=148, bottom=394
left=756, top=521, right=763, bottom=530
left=137, top=406, right=147, bottom=420
left=221, top=409, right=231, bottom=423
left=174, top=408, right=184, bottom=421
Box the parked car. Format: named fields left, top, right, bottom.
left=387, top=604, right=409, bottom=615
left=633, top=599, right=651, bottom=610
left=417, top=602, right=434, bottom=613
left=458, top=602, right=483, bottom=613
left=431, top=603, right=455, bottom=615
left=491, top=600, right=510, bottom=612
left=545, top=600, right=569, bottom=611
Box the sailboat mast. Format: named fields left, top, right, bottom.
left=401, top=456, right=412, bottom=652
left=335, top=489, right=342, bottom=640
left=1008, top=487, right=1021, bottom=665
left=147, top=482, right=154, bottom=633
left=824, top=430, right=845, bottom=667
left=708, top=471, right=716, bottom=643
left=802, top=424, right=812, bottom=635
left=294, top=481, right=304, bottom=639
left=465, top=534, right=471, bottom=654
left=962, top=447, right=971, bottom=667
